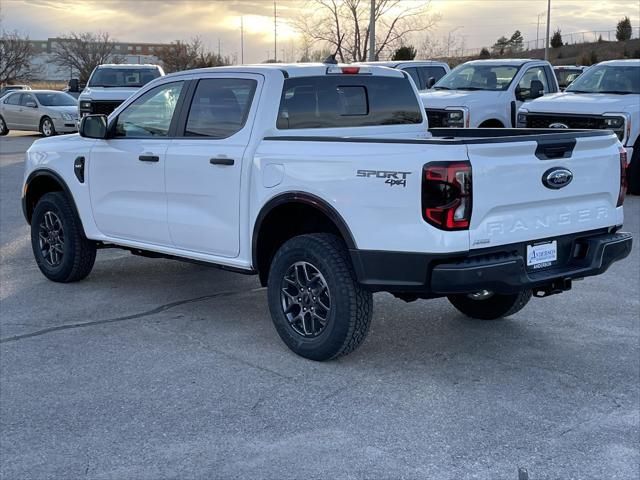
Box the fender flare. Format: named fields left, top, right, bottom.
left=251, top=191, right=357, bottom=269
left=23, top=169, right=85, bottom=235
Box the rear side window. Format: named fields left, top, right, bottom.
left=277, top=75, right=422, bottom=129
left=184, top=78, right=256, bottom=138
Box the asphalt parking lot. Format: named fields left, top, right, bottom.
left=1, top=131, right=638, bottom=480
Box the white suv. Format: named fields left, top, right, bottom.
left=420, top=59, right=559, bottom=128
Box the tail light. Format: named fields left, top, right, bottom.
left=617, top=146, right=627, bottom=207
left=422, top=161, right=472, bottom=230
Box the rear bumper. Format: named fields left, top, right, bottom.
left=350, top=230, right=632, bottom=295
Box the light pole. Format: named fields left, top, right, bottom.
left=544, top=0, right=551, bottom=61
left=240, top=16, right=244, bottom=65
left=274, top=0, right=277, bottom=62
left=447, top=26, right=462, bottom=58
left=368, top=0, right=376, bottom=61
left=536, top=11, right=546, bottom=50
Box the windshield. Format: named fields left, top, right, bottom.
left=88, top=67, right=161, bottom=88
left=434, top=64, right=519, bottom=91
left=35, top=92, right=77, bottom=106
left=555, top=69, right=583, bottom=89
left=566, top=65, right=640, bottom=94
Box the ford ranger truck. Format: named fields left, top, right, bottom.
left=21, top=64, right=632, bottom=361
left=75, top=64, right=164, bottom=118
left=420, top=59, right=559, bottom=129
left=518, top=59, right=640, bottom=195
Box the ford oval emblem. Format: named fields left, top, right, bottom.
left=549, top=122, right=569, bottom=129
left=542, top=167, right=573, bottom=189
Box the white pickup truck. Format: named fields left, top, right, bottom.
left=72, top=64, right=164, bottom=118
left=518, top=60, right=640, bottom=194
left=22, top=63, right=632, bottom=360
left=420, top=59, right=559, bottom=128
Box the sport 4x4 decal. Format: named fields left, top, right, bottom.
left=356, top=170, right=412, bottom=187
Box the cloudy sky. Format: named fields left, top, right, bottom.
left=1, top=0, right=638, bottom=63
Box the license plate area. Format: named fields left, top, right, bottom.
left=526, top=240, right=557, bottom=270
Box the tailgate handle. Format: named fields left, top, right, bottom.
left=535, top=139, right=576, bottom=160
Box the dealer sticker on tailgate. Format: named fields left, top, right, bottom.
left=527, top=240, right=557, bottom=269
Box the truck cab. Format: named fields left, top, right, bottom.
left=420, top=59, right=559, bottom=128
left=74, top=64, right=164, bottom=118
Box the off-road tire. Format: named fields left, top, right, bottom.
left=31, top=192, right=96, bottom=282
left=40, top=116, right=56, bottom=137
left=447, top=289, right=532, bottom=320
left=627, top=146, right=640, bottom=195
left=267, top=233, right=373, bottom=361
left=0, top=115, right=8, bottom=135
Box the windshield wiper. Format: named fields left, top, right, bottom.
left=456, top=87, right=490, bottom=91
left=566, top=90, right=591, bottom=93
left=597, top=90, right=632, bottom=95
left=433, top=86, right=451, bottom=90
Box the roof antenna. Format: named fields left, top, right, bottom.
left=323, top=35, right=344, bottom=64
left=323, top=54, right=338, bottom=65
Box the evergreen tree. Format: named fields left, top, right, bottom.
left=616, top=17, right=632, bottom=41
left=550, top=29, right=563, bottom=48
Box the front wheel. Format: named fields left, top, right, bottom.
left=31, top=192, right=96, bottom=282
left=40, top=116, right=56, bottom=137
left=267, top=234, right=373, bottom=361
left=447, top=289, right=532, bottom=320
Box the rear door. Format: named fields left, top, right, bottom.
left=164, top=74, right=261, bottom=257
left=467, top=133, right=622, bottom=250
left=2, top=93, right=23, bottom=128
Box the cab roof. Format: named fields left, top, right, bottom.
left=460, top=59, right=544, bottom=67
left=96, top=64, right=161, bottom=69
left=166, top=63, right=406, bottom=79
left=596, top=59, right=640, bottom=67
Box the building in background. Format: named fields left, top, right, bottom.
left=26, top=38, right=171, bottom=81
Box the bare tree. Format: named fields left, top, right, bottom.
left=0, top=31, right=36, bottom=85
left=155, top=37, right=230, bottom=73
left=294, top=0, right=439, bottom=62
left=52, top=32, right=120, bottom=83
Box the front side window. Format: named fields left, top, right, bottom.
left=35, top=92, right=77, bottom=106
left=115, top=81, right=183, bottom=137
left=89, top=67, right=162, bottom=88
left=183, top=78, right=257, bottom=138
left=435, top=64, right=518, bottom=91
left=566, top=65, right=640, bottom=94
left=20, top=94, right=37, bottom=106
left=404, top=67, right=422, bottom=89
left=277, top=75, right=422, bottom=129
left=418, top=66, right=447, bottom=88
left=517, top=66, right=550, bottom=99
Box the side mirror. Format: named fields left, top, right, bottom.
left=68, top=78, right=80, bottom=93
left=25, top=101, right=37, bottom=108
left=515, top=86, right=525, bottom=101
left=427, top=77, right=436, bottom=89
left=530, top=80, right=544, bottom=99
left=79, top=114, right=108, bottom=139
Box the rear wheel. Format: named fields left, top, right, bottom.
left=267, top=233, right=373, bottom=361
left=0, top=115, right=8, bottom=135
left=31, top=192, right=96, bottom=282
left=627, top=146, right=640, bottom=195
left=447, top=289, right=532, bottom=320
left=40, top=116, right=56, bottom=137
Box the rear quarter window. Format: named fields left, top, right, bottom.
left=277, top=75, right=422, bottom=129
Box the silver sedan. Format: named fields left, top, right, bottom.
left=0, top=90, right=78, bottom=137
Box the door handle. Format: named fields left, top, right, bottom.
left=209, top=157, right=235, bottom=166
left=139, top=155, right=159, bottom=162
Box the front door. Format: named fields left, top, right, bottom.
left=165, top=74, right=261, bottom=257
left=89, top=80, right=185, bottom=246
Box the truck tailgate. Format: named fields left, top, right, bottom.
left=467, top=133, right=624, bottom=249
